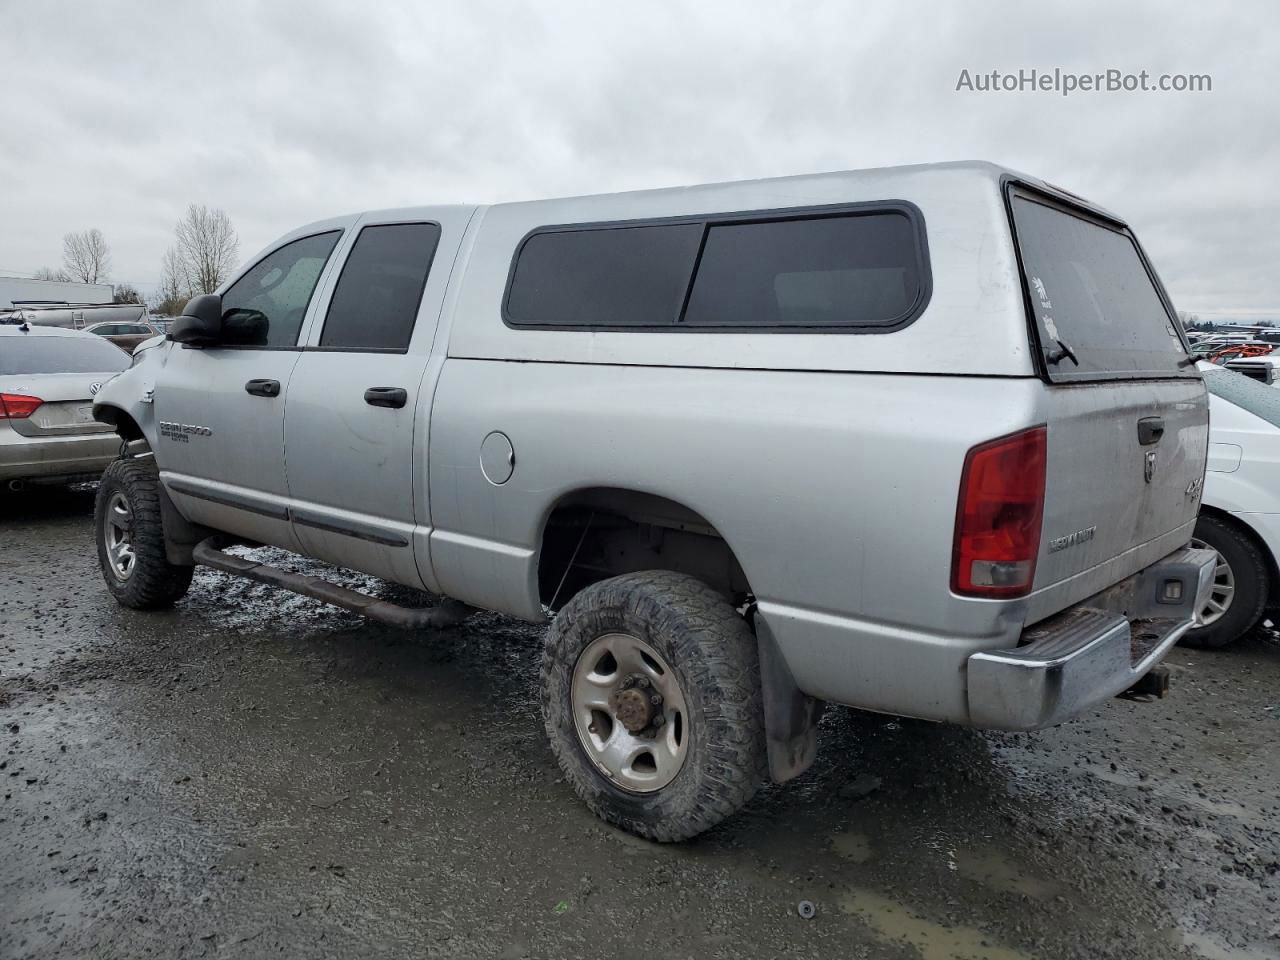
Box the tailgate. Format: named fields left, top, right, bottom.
left=1006, top=184, right=1208, bottom=606
left=1036, top=379, right=1207, bottom=591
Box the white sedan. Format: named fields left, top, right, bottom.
left=1186, top=362, right=1280, bottom=646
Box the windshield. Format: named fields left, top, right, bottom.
left=1010, top=191, right=1193, bottom=381
left=0, top=336, right=132, bottom=375
left=1203, top=365, right=1280, bottom=429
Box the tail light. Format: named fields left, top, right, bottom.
left=952, top=426, right=1047, bottom=598
left=0, top=393, right=43, bottom=419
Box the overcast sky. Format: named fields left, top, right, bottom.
left=2, top=0, right=1277, bottom=321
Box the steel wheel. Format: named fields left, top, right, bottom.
left=570, top=632, right=689, bottom=793
left=1191, top=535, right=1235, bottom=625
left=103, top=490, right=136, bottom=581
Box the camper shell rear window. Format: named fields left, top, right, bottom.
left=502, top=202, right=930, bottom=332
left=1007, top=186, right=1194, bottom=381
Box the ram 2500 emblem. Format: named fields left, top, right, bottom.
left=159, top=420, right=213, bottom=443
left=1144, top=450, right=1157, bottom=483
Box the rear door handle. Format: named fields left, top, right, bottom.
left=364, top=387, right=407, bottom=409
left=1137, top=416, right=1165, bottom=445
left=245, top=379, right=281, bottom=398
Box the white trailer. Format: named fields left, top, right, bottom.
left=0, top=276, right=114, bottom=309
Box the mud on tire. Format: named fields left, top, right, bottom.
left=540, top=570, right=767, bottom=842
left=95, top=458, right=194, bottom=610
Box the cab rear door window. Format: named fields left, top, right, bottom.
left=319, top=222, right=441, bottom=351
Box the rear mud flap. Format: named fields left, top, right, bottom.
left=755, top=612, right=821, bottom=783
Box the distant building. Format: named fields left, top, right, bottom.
left=0, top=275, right=114, bottom=309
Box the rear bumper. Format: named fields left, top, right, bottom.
left=966, top=545, right=1216, bottom=731
left=0, top=431, right=118, bottom=482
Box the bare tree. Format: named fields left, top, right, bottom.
left=33, top=265, right=71, bottom=282
left=62, top=229, right=112, bottom=283
left=113, top=282, right=143, bottom=305
left=151, top=205, right=239, bottom=314
left=172, top=204, right=239, bottom=295
left=154, top=246, right=191, bottom=316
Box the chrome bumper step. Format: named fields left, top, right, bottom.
left=966, top=546, right=1216, bottom=730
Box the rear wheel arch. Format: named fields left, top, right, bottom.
left=534, top=487, right=755, bottom=612
left=533, top=490, right=822, bottom=790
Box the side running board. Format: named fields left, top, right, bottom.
left=191, top=539, right=474, bottom=630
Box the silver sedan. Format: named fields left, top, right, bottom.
left=0, top=324, right=132, bottom=489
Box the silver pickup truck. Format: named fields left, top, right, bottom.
left=92, top=161, right=1215, bottom=841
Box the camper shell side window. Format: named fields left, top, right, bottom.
left=502, top=201, right=931, bottom=334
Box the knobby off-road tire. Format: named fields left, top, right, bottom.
left=1182, top=513, right=1269, bottom=649
left=541, top=570, right=767, bottom=842
left=95, top=458, right=194, bottom=609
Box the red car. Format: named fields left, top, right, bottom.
left=83, top=320, right=164, bottom=354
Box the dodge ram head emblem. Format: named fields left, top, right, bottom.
left=1144, top=450, right=1157, bottom=483
left=89, top=382, right=103, bottom=395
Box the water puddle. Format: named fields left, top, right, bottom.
left=831, top=831, right=873, bottom=864
left=841, top=888, right=1036, bottom=960
left=1085, top=763, right=1261, bottom=825
left=953, top=847, right=1061, bottom=899
left=1181, top=928, right=1280, bottom=960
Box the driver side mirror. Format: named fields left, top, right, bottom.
left=168, top=294, right=223, bottom=346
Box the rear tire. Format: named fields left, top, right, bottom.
left=540, top=571, right=766, bottom=842
left=95, top=458, right=194, bottom=610
left=1182, top=514, right=1268, bottom=649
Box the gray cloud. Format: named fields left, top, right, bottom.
left=2, top=0, right=1276, bottom=320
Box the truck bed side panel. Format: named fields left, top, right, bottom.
left=428, top=362, right=1041, bottom=721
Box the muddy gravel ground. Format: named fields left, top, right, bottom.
left=1, top=488, right=1278, bottom=960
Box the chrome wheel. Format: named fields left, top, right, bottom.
left=570, top=633, right=689, bottom=793
left=103, top=490, right=136, bottom=581
left=1191, top=536, right=1234, bottom=625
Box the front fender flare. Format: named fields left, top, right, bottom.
left=92, top=362, right=159, bottom=449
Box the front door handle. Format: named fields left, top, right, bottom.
left=364, top=387, right=407, bottom=409
left=245, top=379, right=281, bottom=398
left=1137, top=416, right=1165, bottom=445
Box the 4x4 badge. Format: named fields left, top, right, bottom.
left=1144, top=450, right=1157, bottom=483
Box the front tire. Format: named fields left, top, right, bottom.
left=1182, top=514, right=1269, bottom=649
left=95, top=458, right=194, bottom=609
left=540, top=571, right=766, bottom=842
